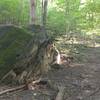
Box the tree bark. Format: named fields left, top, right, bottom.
left=30, top=0, right=36, bottom=24
left=41, top=0, right=48, bottom=26
left=0, top=39, right=56, bottom=85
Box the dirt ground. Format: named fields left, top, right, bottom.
left=0, top=46, right=100, bottom=100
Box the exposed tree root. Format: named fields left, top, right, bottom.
left=55, top=86, right=66, bottom=100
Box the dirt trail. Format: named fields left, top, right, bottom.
left=80, top=47, right=100, bottom=100
left=59, top=46, right=100, bottom=100
left=0, top=47, right=100, bottom=100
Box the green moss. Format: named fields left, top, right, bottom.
left=0, top=25, right=33, bottom=78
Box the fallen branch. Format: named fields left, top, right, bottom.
left=0, top=78, right=46, bottom=96
left=0, top=84, right=26, bottom=96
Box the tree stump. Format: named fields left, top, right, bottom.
left=1, top=36, right=56, bottom=85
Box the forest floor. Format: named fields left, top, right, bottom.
left=0, top=30, right=100, bottom=100
left=0, top=44, right=100, bottom=100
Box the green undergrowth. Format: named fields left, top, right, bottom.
left=0, top=25, right=33, bottom=78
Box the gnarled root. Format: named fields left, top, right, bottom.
left=55, top=86, right=66, bottom=100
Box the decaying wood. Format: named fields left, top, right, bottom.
left=0, top=39, right=59, bottom=85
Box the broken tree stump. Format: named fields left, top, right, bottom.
left=1, top=38, right=58, bottom=85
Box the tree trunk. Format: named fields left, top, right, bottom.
left=30, top=0, right=36, bottom=24
left=41, top=0, right=48, bottom=26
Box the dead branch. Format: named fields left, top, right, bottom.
left=0, top=78, right=47, bottom=96
left=0, top=85, right=26, bottom=96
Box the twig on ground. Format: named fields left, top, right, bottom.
left=0, top=85, right=26, bottom=96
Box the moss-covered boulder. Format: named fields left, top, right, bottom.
left=0, top=25, right=33, bottom=78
